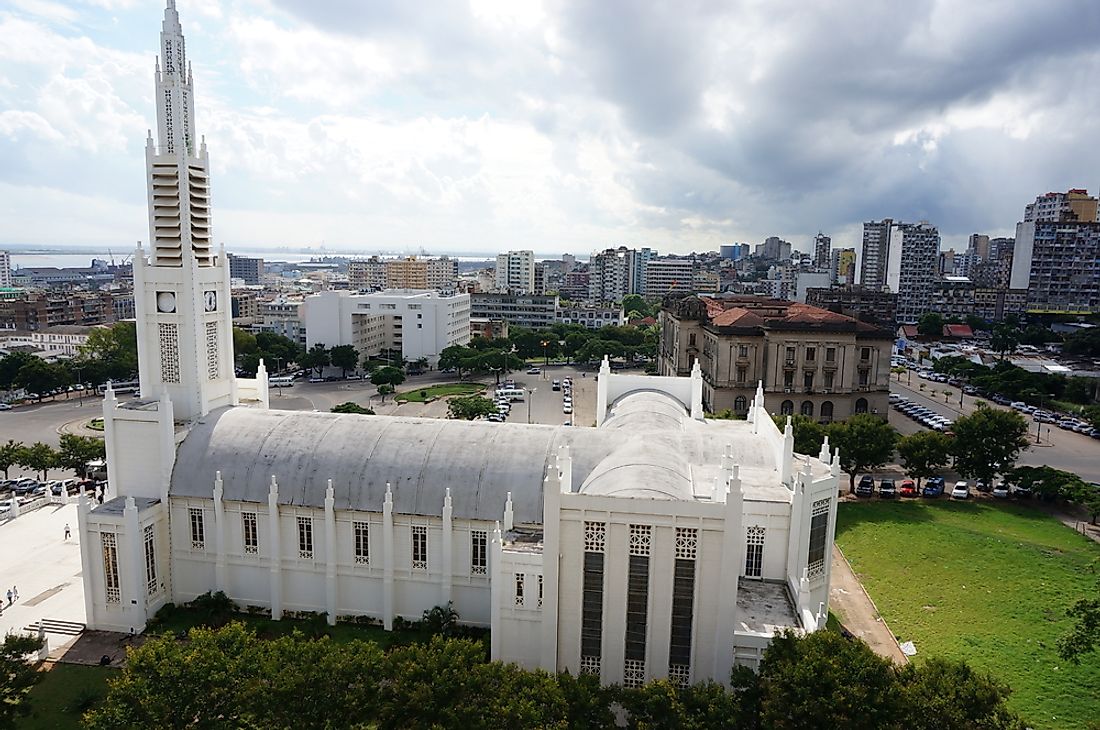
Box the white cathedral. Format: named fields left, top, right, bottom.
left=78, top=1, right=841, bottom=688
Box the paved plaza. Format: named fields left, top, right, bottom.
left=0, top=502, right=88, bottom=654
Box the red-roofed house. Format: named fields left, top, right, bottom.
left=659, top=293, right=893, bottom=422
left=942, top=324, right=973, bottom=339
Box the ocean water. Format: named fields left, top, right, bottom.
left=8, top=250, right=506, bottom=270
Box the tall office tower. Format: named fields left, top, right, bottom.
left=967, top=234, right=990, bottom=261
left=886, top=222, right=940, bottom=324
left=134, top=0, right=235, bottom=420
left=643, top=257, right=695, bottom=299
left=0, top=251, right=11, bottom=288
left=858, top=219, right=893, bottom=289
left=938, top=250, right=956, bottom=276
left=755, top=236, right=792, bottom=262
left=1024, top=189, right=1099, bottom=223
left=813, top=233, right=831, bottom=269
left=533, top=262, right=547, bottom=295
left=494, top=250, right=535, bottom=292
left=989, top=237, right=1015, bottom=262
left=1011, top=219, right=1100, bottom=314
left=631, top=247, right=656, bottom=294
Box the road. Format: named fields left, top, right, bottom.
left=889, top=374, right=1100, bottom=483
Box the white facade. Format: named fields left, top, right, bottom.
left=644, top=258, right=695, bottom=299
left=555, top=304, right=626, bottom=329
left=495, top=250, right=536, bottom=293
left=30, top=325, right=101, bottom=357
left=80, top=2, right=841, bottom=690
left=304, top=289, right=470, bottom=365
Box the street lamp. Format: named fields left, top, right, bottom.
left=528, top=388, right=536, bottom=424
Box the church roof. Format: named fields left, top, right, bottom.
left=170, top=390, right=805, bottom=522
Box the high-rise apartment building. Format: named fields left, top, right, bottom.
left=1024, top=189, right=1099, bottom=223
left=858, top=219, right=892, bottom=289
left=494, top=250, right=536, bottom=293
left=348, top=257, right=386, bottom=290
left=0, top=251, right=11, bottom=289
left=1011, top=220, right=1100, bottom=314
left=813, top=233, right=831, bottom=269
left=227, top=253, right=263, bottom=284
left=426, top=256, right=458, bottom=291
left=831, top=248, right=856, bottom=285
left=755, top=236, right=792, bottom=262
left=385, top=257, right=429, bottom=289
left=349, top=256, right=457, bottom=292
left=588, top=247, right=638, bottom=302
left=886, top=222, right=940, bottom=324
left=967, top=234, right=990, bottom=261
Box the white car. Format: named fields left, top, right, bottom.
left=951, top=481, right=971, bottom=499
left=0, top=403, right=11, bottom=411
left=992, top=484, right=1010, bottom=499
left=563, top=404, right=573, bottom=414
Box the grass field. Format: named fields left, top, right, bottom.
left=836, top=500, right=1100, bottom=729
left=19, top=664, right=116, bottom=729
left=395, top=382, right=485, bottom=402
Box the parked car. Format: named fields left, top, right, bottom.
left=526, top=367, right=541, bottom=375
left=552, top=381, right=561, bottom=391
left=440, top=367, right=457, bottom=374
left=563, top=404, right=573, bottom=414
left=879, top=479, right=897, bottom=498
left=856, top=476, right=875, bottom=497
left=922, top=477, right=945, bottom=498
left=308, top=377, right=323, bottom=383
left=899, top=479, right=917, bottom=497
left=975, top=480, right=992, bottom=493
left=1012, top=484, right=1033, bottom=499
left=951, top=481, right=971, bottom=499
left=992, top=484, right=1010, bottom=499
left=486, top=413, right=505, bottom=423
left=0, top=403, right=12, bottom=411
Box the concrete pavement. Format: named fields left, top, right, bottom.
left=829, top=545, right=907, bottom=664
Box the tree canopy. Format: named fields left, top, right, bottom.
left=0, top=633, right=45, bottom=727
left=826, top=414, right=898, bottom=491
left=896, top=431, right=952, bottom=486
left=330, top=402, right=375, bottom=415
left=950, top=405, right=1029, bottom=486
left=447, top=394, right=498, bottom=420
left=17, top=441, right=57, bottom=480
left=57, top=434, right=106, bottom=477
left=330, top=344, right=360, bottom=377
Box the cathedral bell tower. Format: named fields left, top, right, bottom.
left=133, top=0, right=234, bottom=420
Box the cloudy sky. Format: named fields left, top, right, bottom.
left=1, top=0, right=1098, bottom=257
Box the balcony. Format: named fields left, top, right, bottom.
left=783, top=358, right=796, bottom=369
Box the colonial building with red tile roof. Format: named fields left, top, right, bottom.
left=658, top=293, right=893, bottom=421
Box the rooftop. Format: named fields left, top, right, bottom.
left=736, top=580, right=800, bottom=634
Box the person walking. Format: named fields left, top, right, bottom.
left=64, top=523, right=71, bottom=540
left=11, top=586, right=16, bottom=602
left=5, top=588, right=11, bottom=607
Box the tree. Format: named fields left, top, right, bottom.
left=439, top=345, right=474, bottom=376
left=757, top=629, right=904, bottom=730
left=57, top=434, right=105, bottom=478
left=370, top=366, right=406, bottom=392
left=14, top=358, right=64, bottom=398
left=951, top=405, right=1029, bottom=486
left=1058, top=577, right=1100, bottom=665
left=896, top=658, right=1025, bottom=730
left=917, top=312, right=945, bottom=338
left=990, top=324, right=1019, bottom=360
left=0, top=352, right=38, bottom=390
left=76, top=321, right=138, bottom=382
left=826, top=414, right=898, bottom=492
left=255, top=332, right=303, bottom=370
left=0, top=633, right=45, bottom=727
left=330, top=402, right=374, bottom=415
left=1062, top=327, right=1100, bottom=358
left=447, top=395, right=497, bottom=420
left=897, top=431, right=952, bottom=486
left=772, top=414, right=827, bottom=456
left=621, top=294, right=653, bottom=320
left=1062, top=479, right=1100, bottom=525
left=233, top=327, right=257, bottom=355
left=329, top=345, right=360, bottom=378
left=0, top=439, right=22, bottom=479
left=299, top=343, right=330, bottom=377
left=17, top=441, right=57, bottom=480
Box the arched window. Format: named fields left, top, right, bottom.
left=780, top=400, right=794, bottom=416
left=800, top=401, right=814, bottom=417
left=734, top=395, right=747, bottom=412
left=820, top=401, right=834, bottom=422
left=855, top=397, right=868, bottom=414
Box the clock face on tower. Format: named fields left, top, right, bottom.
left=156, top=291, right=177, bottom=313
left=204, top=290, right=218, bottom=312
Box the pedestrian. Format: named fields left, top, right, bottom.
left=11, top=586, right=16, bottom=601
left=5, top=588, right=11, bottom=606
left=64, top=523, right=71, bottom=540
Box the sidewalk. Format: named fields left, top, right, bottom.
left=829, top=545, right=907, bottom=665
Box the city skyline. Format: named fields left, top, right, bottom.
left=1, top=0, right=1098, bottom=255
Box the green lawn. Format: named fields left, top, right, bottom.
left=19, top=663, right=116, bottom=729
left=395, top=382, right=485, bottom=402
left=836, top=500, right=1100, bottom=729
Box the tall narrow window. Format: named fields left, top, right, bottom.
left=581, top=521, right=605, bottom=676
left=102, top=532, right=120, bottom=604
left=624, top=525, right=651, bottom=688
left=189, top=507, right=205, bottom=550
left=242, top=512, right=258, bottom=555
left=412, top=525, right=428, bottom=570
left=826, top=347, right=836, bottom=362
left=515, top=573, right=525, bottom=606
left=745, top=526, right=765, bottom=578
left=471, top=530, right=487, bottom=575
left=669, top=527, right=697, bottom=684
left=353, top=521, right=370, bottom=565
left=144, top=525, right=158, bottom=596
left=805, top=347, right=816, bottom=361
left=807, top=499, right=830, bottom=581
left=298, top=516, right=314, bottom=560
